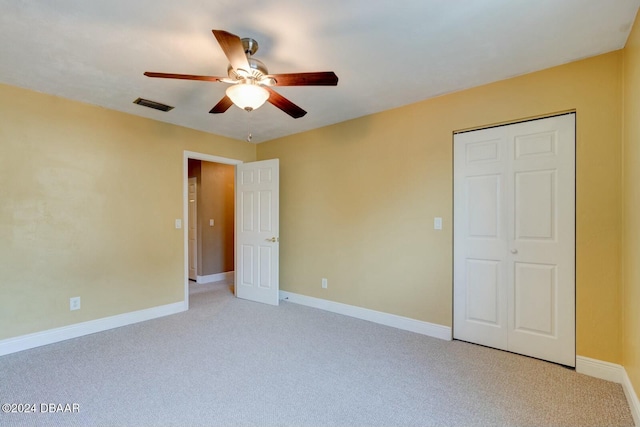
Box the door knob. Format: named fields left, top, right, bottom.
left=511, top=249, right=518, bottom=254
left=266, top=237, right=279, bottom=243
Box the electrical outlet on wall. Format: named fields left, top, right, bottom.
left=322, top=278, right=328, bottom=289
left=70, top=297, right=81, bottom=311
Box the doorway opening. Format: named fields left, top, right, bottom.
left=183, top=151, right=242, bottom=308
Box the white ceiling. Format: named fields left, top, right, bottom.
left=1, top=1, right=638, bottom=143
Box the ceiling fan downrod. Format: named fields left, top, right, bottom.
left=241, top=38, right=259, bottom=57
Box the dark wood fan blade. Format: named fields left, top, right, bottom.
left=267, top=72, right=338, bottom=86
left=212, top=30, right=250, bottom=73
left=209, top=96, right=234, bottom=114
left=144, top=72, right=224, bottom=82
left=264, top=87, right=307, bottom=118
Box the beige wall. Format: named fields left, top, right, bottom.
left=623, top=11, right=640, bottom=400
left=0, top=83, right=255, bottom=340
left=258, top=52, right=623, bottom=363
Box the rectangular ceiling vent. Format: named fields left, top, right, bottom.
left=133, top=97, right=174, bottom=112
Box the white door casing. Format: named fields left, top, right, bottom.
left=453, top=114, right=575, bottom=367
left=235, top=159, right=280, bottom=306
left=188, top=177, right=198, bottom=281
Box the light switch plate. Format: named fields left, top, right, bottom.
left=434, top=217, right=443, bottom=230
left=210, top=219, right=214, bottom=226
left=175, top=219, right=182, bottom=229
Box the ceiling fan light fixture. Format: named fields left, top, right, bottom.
left=226, top=83, right=269, bottom=111
left=145, top=29, right=337, bottom=118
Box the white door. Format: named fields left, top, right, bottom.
left=188, top=177, right=198, bottom=281
left=454, top=114, right=575, bottom=367
left=235, top=159, right=279, bottom=306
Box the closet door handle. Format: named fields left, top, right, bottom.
left=511, top=249, right=518, bottom=254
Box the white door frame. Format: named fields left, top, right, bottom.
left=183, top=151, right=243, bottom=308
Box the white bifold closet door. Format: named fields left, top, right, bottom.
left=453, top=114, right=575, bottom=367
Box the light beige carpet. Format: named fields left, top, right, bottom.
left=0, top=280, right=634, bottom=426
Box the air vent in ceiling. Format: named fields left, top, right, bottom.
left=133, top=97, right=174, bottom=112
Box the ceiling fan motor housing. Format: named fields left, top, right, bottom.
left=226, top=37, right=269, bottom=81
left=227, top=57, right=268, bottom=80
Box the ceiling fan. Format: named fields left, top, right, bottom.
left=144, top=29, right=338, bottom=119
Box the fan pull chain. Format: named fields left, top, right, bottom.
left=246, top=110, right=253, bottom=143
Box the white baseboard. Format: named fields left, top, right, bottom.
left=576, top=355, right=624, bottom=382
left=197, top=271, right=234, bottom=284
left=279, top=291, right=452, bottom=341
left=622, top=369, right=640, bottom=426
left=0, top=301, right=187, bottom=357
left=576, top=355, right=640, bottom=425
